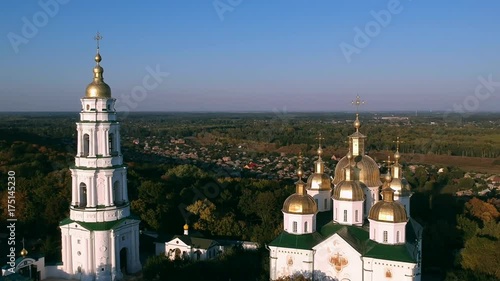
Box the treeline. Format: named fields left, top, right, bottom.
left=129, top=163, right=293, bottom=243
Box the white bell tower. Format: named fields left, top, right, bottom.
left=59, top=33, right=141, bottom=281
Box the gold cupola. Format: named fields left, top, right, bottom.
left=85, top=32, right=111, bottom=98
left=333, top=151, right=365, bottom=201
left=368, top=175, right=408, bottom=223
left=333, top=113, right=382, bottom=187
left=283, top=155, right=318, bottom=214
left=306, top=133, right=332, bottom=191
left=389, top=138, right=411, bottom=196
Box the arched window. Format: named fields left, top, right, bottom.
left=383, top=231, right=388, bottom=243
left=83, top=134, right=90, bottom=157
left=113, top=181, right=121, bottom=205
left=79, top=183, right=87, bottom=207
left=304, top=221, right=308, bottom=233
left=355, top=210, right=359, bottom=222
left=396, top=231, right=400, bottom=243
left=343, top=210, right=347, bottom=222
left=292, top=221, right=297, bottom=233
left=109, top=133, right=115, bottom=155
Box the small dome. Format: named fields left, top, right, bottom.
left=334, top=155, right=381, bottom=187
left=183, top=224, right=189, bottom=230
left=282, top=193, right=318, bottom=214
left=389, top=178, right=411, bottom=195
left=369, top=188, right=407, bottom=223
left=333, top=180, right=365, bottom=201
left=307, top=173, right=332, bottom=191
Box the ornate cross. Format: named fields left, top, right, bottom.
left=383, top=155, right=395, bottom=166
left=94, top=31, right=103, bottom=49
left=393, top=137, right=404, bottom=151
left=316, top=132, right=325, bottom=147
left=351, top=94, right=365, bottom=113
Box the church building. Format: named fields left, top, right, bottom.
left=57, top=33, right=142, bottom=281
left=269, top=112, right=423, bottom=281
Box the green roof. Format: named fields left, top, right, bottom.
left=59, top=216, right=139, bottom=231
left=270, top=211, right=421, bottom=263
left=268, top=232, right=324, bottom=250
left=364, top=243, right=416, bottom=263
left=171, top=235, right=218, bottom=250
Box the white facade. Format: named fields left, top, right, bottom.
left=363, top=185, right=380, bottom=218
left=368, top=220, right=407, bottom=244
left=283, top=213, right=316, bottom=235
left=307, top=189, right=332, bottom=212
left=269, top=247, right=314, bottom=281
left=54, top=46, right=141, bottom=281
left=332, top=200, right=363, bottom=226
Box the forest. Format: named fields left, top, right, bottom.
left=0, top=112, right=499, bottom=280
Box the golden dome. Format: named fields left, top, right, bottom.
left=85, top=41, right=111, bottom=98
left=183, top=224, right=189, bottom=230
left=368, top=187, right=407, bottom=223
left=333, top=155, right=381, bottom=187
left=306, top=144, right=332, bottom=191
left=282, top=192, right=318, bottom=214
left=283, top=155, right=318, bottom=215
left=389, top=178, right=411, bottom=195
left=20, top=248, right=28, bottom=257
left=333, top=178, right=365, bottom=201
left=307, top=173, right=332, bottom=191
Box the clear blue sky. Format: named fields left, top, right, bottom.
left=1, top=0, right=499, bottom=112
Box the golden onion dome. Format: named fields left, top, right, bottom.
left=306, top=173, right=332, bottom=191
left=306, top=145, right=332, bottom=191
left=183, top=224, right=189, bottom=230
left=333, top=179, right=365, bottom=201
left=368, top=187, right=407, bottom=223
left=283, top=155, right=318, bottom=214
left=85, top=45, right=111, bottom=98
left=333, top=155, right=382, bottom=187
left=389, top=178, right=411, bottom=196
left=20, top=248, right=28, bottom=257
left=282, top=193, right=318, bottom=214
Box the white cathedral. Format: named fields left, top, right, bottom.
left=269, top=114, right=423, bottom=281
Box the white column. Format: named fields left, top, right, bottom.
left=116, top=127, right=121, bottom=154
left=85, top=238, right=90, bottom=273
left=79, top=128, right=84, bottom=156
left=122, top=171, right=128, bottom=202
left=110, top=233, right=116, bottom=277
left=109, top=176, right=115, bottom=206
left=76, top=128, right=81, bottom=155
left=104, top=129, right=109, bottom=156
left=92, top=176, right=97, bottom=207
left=104, top=175, right=109, bottom=206
left=66, top=233, right=72, bottom=272
left=71, top=175, right=77, bottom=206
left=62, top=233, right=67, bottom=270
